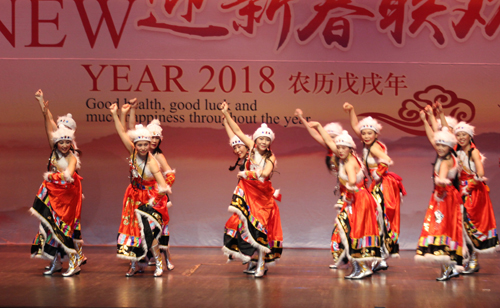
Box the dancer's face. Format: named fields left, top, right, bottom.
left=361, top=129, right=377, bottom=145
left=255, top=137, right=271, bottom=153
left=455, top=132, right=471, bottom=148
left=151, top=136, right=161, bottom=150
left=136, top=141, right=151, bottom=156
left=233, top=144, right=248, bottom=159
left=337, top=145, right=351, bottom=159
left=436, top=143, right=450, bottom=157
left=57, top=140, right=72, bottom=154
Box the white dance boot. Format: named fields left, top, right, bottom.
left=62, top=253, right=81, bottom=277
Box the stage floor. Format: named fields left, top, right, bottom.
left=1, top=245, right=499, bottom=307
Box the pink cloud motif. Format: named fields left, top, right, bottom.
left=359, top=85, right=475, bottom=136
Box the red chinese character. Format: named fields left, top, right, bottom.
left=137, top=0, right=230, bottom=38
left=337, top=72, right=359, bottom=95
left=485, top=1, right=500, bottom=38
left=408, top=0, right=449, bottom=46
left=313, top=73, right=335, bottom=94
left=362, top=73, right=384, bottom=95
left=288, top=72, right=311, bottom=93
left=378, top=0, right=408, bottom=45
left=451, top=0, right=488, bottom=40
left=221, top=0, right=295, bottom=50
left=264, top=0, right=295, bottom=50
left=296, top=0, right=375, bottom=49
left=221, top=0, right=263, bottom=34
left=384, top=73, right=407, bottom=96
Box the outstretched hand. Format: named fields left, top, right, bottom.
left=109, top=103, right=118, bottom=114
left=221, top=101, right=228, bottom=114
left=35, top=89, right=44, bottom=101
left=122, top=104, right=131, bottom=113
left=129, top=98, right=138, bottom=109
left=294, top=108, right=303, bottom=117
left=424, top=105, right=433, bottom=115
left=343, top=102, right=353, bottom=112
left=434, top=101, right=443, bottom=113
left=419, top=110, right=426, bottom=121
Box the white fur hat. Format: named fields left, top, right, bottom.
left=128, top=124, right=152, bottom=143
left=437, top=116, right=458, bottom=130
left=147, top=119, right=163, bottom=140
left=334, top=130, right=356, bottom=149
left=434, top=127, right=457, bottom=148
left=52, top=126, right=74, bottom=144
left=454, top=121, right=475, bottom=137
left=253, top=123, right=275, bottom=143
left=57, top=114, right=77, bottom=131
left=229, top=135, right=251, bottom=148
left=324, top=122, right=343, bottom=137
left=357, top=116, right=382, bottom=133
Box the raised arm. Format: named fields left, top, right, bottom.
left=120, top=103, right=131, bottom=130
left=420, top=110, right=437, bottom=150
left=128, top=98, right=138, bottom=130
left=221, top=101, right=254, bottom=149
left=222, top=116, right=235, bottom=140
left=343, top=102, right=361, bottom=138
left=428, top=103, right=439, bottom=132
left=308, top=121, right=338, bottom=155
left=435, top=101, right=452, bottom=131
left=41, top=101, right=56, bottom=149
left=295, top=108, right=327, bottom=149
left=36, top=89, right=57, bottom=132
left=110, top=103, right=134, bottom=154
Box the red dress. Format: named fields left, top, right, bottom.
left=415, top=156, right=465, bottom=266
left=227, top=152, right=283, bottom=263
left=331, top=156, right=382, bottom=265
left=364, top=141, right=406, bottom=255
left=117, top=155, right=169, bottom=261
left=31, top=151, right=83, bottom=260
left=457, top=149, right=499, bottom=252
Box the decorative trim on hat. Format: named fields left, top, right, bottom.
left=57, top=113, right=77, bottom=131
left=147, top=119, right=163, bottom=139
left=324, top=122, right=343, bottom=137
left=253, top=123, right=275, bottom=143
left=334, top=130, right=356, bottom=149
left=357, top=116, right=382, bottom=133
left=52, top=126, right=74, bottom=144
left=434, top=127, right=457, bottom=148
left=454, top=121, right=475, bottom=137
left=128, top=124, right=152, bottom=143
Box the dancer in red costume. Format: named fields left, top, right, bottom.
left=416, top=110, right=465, bottom=281
left=343, top=103, right=406, bottom=272
left=453, top=121, right=499, bottom=273
left=221, top=101, right=283, bottom=278
left=30, top=91, right=84, bottom=277
left=294, top=108, right=347, bottom=269
left=109, top=104, right=171, bottom=277
left=309, top=124, right=382, bottom=279
left=122, top=100, right=175, bottom=271
left=221, top=116, right=259, bottom=273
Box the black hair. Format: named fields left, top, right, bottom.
left=229, top=156, right=247, bottom=171
left=152, top=138, right=163, bottom=155
left=47, top=142, right=82, bottom=171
